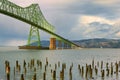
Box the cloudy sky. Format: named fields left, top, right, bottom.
left=0, top=0, right=120, bottom=46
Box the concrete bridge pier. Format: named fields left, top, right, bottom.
left=58, top=40, right=62, bottom=49
left=49, top=38, right=56, bottom=50
left=67, top=44, right=71, bottom=49
left=63, top=42, right=71, bottom=49
left=63, top=43, right=67, bottom=49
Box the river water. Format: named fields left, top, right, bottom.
left=0, top=47, right=120, bottom=80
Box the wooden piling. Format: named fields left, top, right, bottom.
left=97, top=61, right=99, bottom=67
left=62, top=63, right=66, bottom=69
left=20, top=74, right=24, bottom=80
left=6, top=66, right=10, bottom=80
left=90, top=68, right=93, bottom=78
left=58, top=61, right=60, bottom=67
left=34, top=67, right=36, bottom=72
left=101, top=61, right=103, bottom=69
left=24, top=67, right=27, bottom=75
left=82, top=66, right=84, bottom=77
left=53, top=70, right=56, bottom=79
left=40, top=61, right=42, bottom=69
left=55, top=64, right=57, bottom=70
left=106, top=62, right=109, bottom=69
left=23, top=60, right=26, bottom=68
left=45, top=65, right=47, bottom=72
left=46, top=57, right=48, bottom=66
left=16, top=60, right=19, bottom=70
left=13, top=66, right=15, bottom=80
left=95, top=66, right=98, bottom=75
left=92, top=59, right=94, bottom=68
left=43, top=72, right=46, bottom=80
left=85, top=64, right=88, bottom=78
left=78, top=64, right=80, bottom=69
left=106, top=69, right=109, bottom=76
left=116, top=63, right=118, bottom=75
left=60, top=71, right=64, bottom=79
left=32, top=73, right=36, bottom=80
left=18, top=65, right=21, bottom=73
left=101, top=70, right=105, bottom=78
left=111, top=62, right=113, bottom=76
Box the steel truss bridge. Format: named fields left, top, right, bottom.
left=0, top=0, right=80, bottom=49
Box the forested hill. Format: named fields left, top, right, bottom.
left=73, top=38, right=120, bottom=48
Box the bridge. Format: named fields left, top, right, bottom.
left=0, top=0, right=80, bottom=49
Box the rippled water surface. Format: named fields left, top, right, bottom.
left=0, top=47, right=120, bottom=80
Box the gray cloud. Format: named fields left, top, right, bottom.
left=71, top=21, right=120, bottom=39
left=56, top=0, right=120, bottom=19
left=0, top=14, right=29, bottom=40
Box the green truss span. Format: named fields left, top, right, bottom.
left=0, top=0, right=80, bottom=47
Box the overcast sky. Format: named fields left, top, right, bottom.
left=0, top=0, right=120, bottom=46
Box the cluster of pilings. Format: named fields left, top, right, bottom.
left=4, top=58, right=120, bottom=80
left=78, top=59, right=120, bottom=80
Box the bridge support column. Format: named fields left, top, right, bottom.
left=49, top=38, right=56, bottom=50
left=27, top=25, right=40, bottom=46
left=69, top=44, right=72, bottom=49
left=66, top=44, right=70, bottom=49
left=64, top=43, right=71, bottom=49
left=58, top=40, right=62, bottom=49
left=63, top=43, right=67, bottom=49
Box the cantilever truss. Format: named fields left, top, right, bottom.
left=0, top=0, right=55, bottom=32
left=0, top=0, right=80, bottom=47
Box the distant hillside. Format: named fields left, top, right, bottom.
left=31, top=38, right=120, bottom=48
left=73, top=38, right=120, bottom=48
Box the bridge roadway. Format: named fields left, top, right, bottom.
left=0, top=0, right=80, bottom=48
